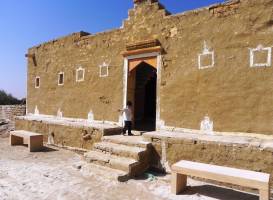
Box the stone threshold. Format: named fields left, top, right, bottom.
left=143, top=130, right=273, bottom=151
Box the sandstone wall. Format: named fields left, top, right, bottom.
left=27, top=30, right=125, bottom=122
left=15, top=118, right=103, bottom=149
left=159, top=0, right=273, bottom=134
left=0, top=105, right=26, bottom=120
left=26, top=0, right=273, bottom=134
left=0, top=105, right=26, bottom=129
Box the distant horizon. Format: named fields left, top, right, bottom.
left=0, top=0, right=225, bottom=99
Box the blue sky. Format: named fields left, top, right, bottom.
left=0, top=0, right=225, bottom=99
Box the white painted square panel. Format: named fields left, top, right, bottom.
left=250, top=45, right=272, bottom=67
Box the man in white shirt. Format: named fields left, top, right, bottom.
left=118, top=101, right=133, bottom=136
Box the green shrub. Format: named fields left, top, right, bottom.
left=0, top=90, right=25, bottom=105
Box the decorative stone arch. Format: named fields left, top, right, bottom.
left=128, top=56, right=157, bottom=72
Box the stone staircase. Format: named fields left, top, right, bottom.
left=84, top=135, right=152, bottom=180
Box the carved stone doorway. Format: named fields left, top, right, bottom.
left=122, top=39, right=162, bottom=131
left=127, top=58, right=157, bottom=131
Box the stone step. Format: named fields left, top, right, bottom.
left=84, top=150, right=139, bottom=174
left=93, top=141, right=146, bottom=160
left=84, top=135, right=152, bottom=179
left=102, top=135, right=151, bottom=148
left=102, top=127, right=123, bottom=136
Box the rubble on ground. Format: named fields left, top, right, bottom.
left=0, top=119, right=11, bottom=138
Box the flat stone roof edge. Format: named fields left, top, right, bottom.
left=29, top=28, right=122, bottom=51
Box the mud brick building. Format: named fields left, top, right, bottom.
left=22, top=0, right=273, bottom=135
left=16, top=0, right=273, bottom=188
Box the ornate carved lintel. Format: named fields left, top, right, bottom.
left=126, top=39, right=160, bottom=51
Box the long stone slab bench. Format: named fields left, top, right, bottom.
left=171, top=160, right=271, bottom=200
left=10, top=130, right=43, bottom=152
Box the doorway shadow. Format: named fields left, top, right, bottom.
left=134, top=119, right=156, bottom=132
left=132, top=62, right=157, bottom=132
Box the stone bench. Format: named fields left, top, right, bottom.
left=171, top=160, right=271, bottom=200
left=10, top=130, right=43, bottom=152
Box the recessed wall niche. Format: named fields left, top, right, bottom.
left=99, top=62, right=109, bottom=77
left=76, top=66, right=85, bottom=82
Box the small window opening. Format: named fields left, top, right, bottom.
left=58, top=72, right=64, bottom=85
left=76, top=67, right=85, bottom=82
left=35, top=77, right=40, bottom=88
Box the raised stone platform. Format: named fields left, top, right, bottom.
left=144, top=130, right=273, bottom=150
left=15, top=115, right=123, bottom=149
left=143, top=130, right=273, bottom=191
left=16, top=115, right=122, bottom=134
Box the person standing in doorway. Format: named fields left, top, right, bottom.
left=118, top=101, right=133, bottom=136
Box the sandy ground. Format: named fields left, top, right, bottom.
left=0, top=137, right=260, bottom=200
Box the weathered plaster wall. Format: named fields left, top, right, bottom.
left=27, top=0, right=273, bottom=134
left=159, top=0, right=273, bottom=134
left=27, top=30, right=126, bottom=122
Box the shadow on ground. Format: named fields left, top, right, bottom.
left=134, top=170, right=260, bottom=200
left=133, top=170, right=166, bottom=181
left=179, top=185, right=258, bottom=200
left=9, top=144, right=58, bottom=152
left=41, top=146, right=59, bottom=152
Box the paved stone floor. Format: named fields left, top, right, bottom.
left=0, top=137, right=261, bottom=200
